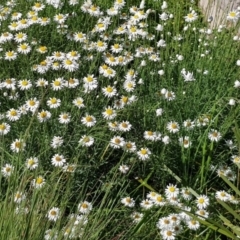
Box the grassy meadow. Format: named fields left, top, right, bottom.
left=0, top=0, right=240, bottom=239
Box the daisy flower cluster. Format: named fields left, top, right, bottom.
left=121, top=185, right=211, bottom=239
left=44, top=201, right=92, bottom=239
left=0, top=0, right=240, bottom=238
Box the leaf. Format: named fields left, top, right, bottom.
left=176, top=207, right=237, bottom=239
left=217, top=199, right=240, bottom=221
left=220, top=175, right=240, bottom=196
left=219, top=214, right=240, bottom=237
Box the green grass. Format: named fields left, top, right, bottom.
left=0, top=0, right=240, bottom=239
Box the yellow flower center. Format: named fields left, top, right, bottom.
left=6, top=52, right=14, bottom=57
left=77, top=33, right=83, bottom=38
left=50, top=98, right=57, bottom=104
left=156, top=196, right=163, bottom=202
left=130, top=26, right=137, bottom=33
left=106, top=109, right=113, bottom=115
left=97, top=23, right=104, bottom=28
left=62, top=114, right=68, bottom=119
left=122, top=96, right=128, bottom=103
left=140, top=149, right=147, bottom=155
left=169, top=186, right=175, bottom=192
left=65, top=59, right=72, bottom=65
left=40, top=112, right=47, bottom=118
left=35, top=3, right=41, bottom=8
left=20, top=19, right=27, bottom=24
left=36, top=177, right=43, bottom=184
left=229, top=12, right=236, bottom=17
left=53, top=80, right=60, bottom=86
left=212, top=132, right=218, bottom=137
left=86, top=76, right=93, bottom=82
left=90, top=5, right=97, bottom=11
left=187, top=13, right=194, bottom=19
left=81, top=203, right=88, bottom=209
left=28, top=159, right=35, bottom=166
left=114, top=138, right=121, bottom=144
left=113, top=44, right=119, bottom=49
left=83, top=136, right=90, bottom=142
left=20, top=44, right=28, bottom=50
left=97, top=41, right=104, bottom=47
left=38, top=46, right=47, bottom=52
left=5, top=79, right=12, bottom=84
left=21, top=80, right=29, bottom=86
left=125, top=143, right=132, bottom=149
left=0, top=124, right=6, bottom=130
left=54, top=53, right=61, bottom=58
left=55, top=156, right=62, bottom=161
left=15, top=141, right=21, bottom=148
left=68, top=78, right=75, bottom=84
left=85, top=116, right=93, bottom=122
left=10, top=110, right=17, bottom=116
left=106, top=69, right=113, bottom=75
left=11, top=22, right=18, bottom=28
left=106, top=86, right=113, bottom=92
left=29, top=100, right=36, bottom=106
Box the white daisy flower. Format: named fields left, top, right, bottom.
left=51, top=154, right=66, bottom=167
left=208, top=129, right=221, bottom=142
left=0, top=122, right=11, bottom=135
left=215, top=190, right=230, bottom=202
left=79, top=135, right=94, bottom=147
left=137, top=147, right=151, bottom=161
left=25, top=98, right=40, bottom=112
left=26, top=157, right=39, bottom=170
left=58, top=112, right=71, bottom=124
left=1, top=163, right=14, bottom=177
left=184, top=10, right=198, bottom=22
left=140, top=199, right=154, bottom=209
left=81, top=114, right=96, bottom=127
left=50, top=136, right=63, bottom=149
left=14, top=191, right=26, bottom=203
left=102, top=107, right=117, bottom=120
left=165, top=184, right=179, bottom=198
left=78, top=201, right=92, bottom=214
left=10, top=138, right=26, bottom=153
left=118, top=121, right=132, bottom=132
left=187, top=219, right=200, bottom=230
left=110, top=136, right=125, bottom=149
left=119, top=164, right=130, bottom=174
left=196, top=195, right=209, bottom=209
left=5, top=50, right=17, bottom=61
left=123, top=141, right=137, bottom=152
left=102, top=85, right=117, bottom=98
left=179, top=136, right=192, bottom=148
left=167, top=121, right=180, bottom=133
left=131, top=212, right=143, bottom=223
left=47, top=97, right=61, bottom=109
left=73, top=97, right=85, bottom=109
left=121, top=197, right=135, bottom=207
left=37, top=110, right=51, bottom=122
left=51, top=78, right=65, bottom=91
left=18, top=79, right=32, bottom=90
left=32, top=176, right=45, bottom=189
left=47, top=207, right=61, bottom=222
